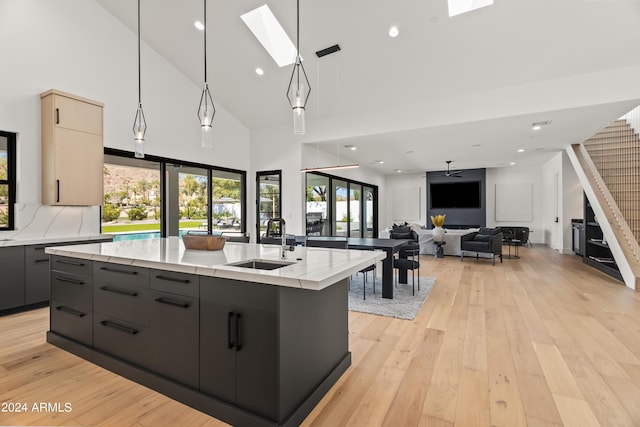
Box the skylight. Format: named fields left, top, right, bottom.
left=447, top=0, right=493, bottom=17
left=241, top=5, right=297, bottom=67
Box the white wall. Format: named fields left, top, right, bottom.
left=540, top=152, right=583, bottom=253
left=0, top=0, right=249, bottom=238
left=383, top=173, right=426, bottom=228
left=486, top=165, right=544, bottom=243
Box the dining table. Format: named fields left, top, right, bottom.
left=307, top=237, right=413, bottom=299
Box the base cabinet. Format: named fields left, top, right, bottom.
left=49, top=260, right=350, bottom=427
left=25, top=245, right=51, bottom=304
left=0, top=247, right=26, bottom=310
left=200, top=277, right=278, bottom=420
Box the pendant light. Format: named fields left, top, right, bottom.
left=198, top=0, right=215, bottom=148
left=132, top=0, right=147, bottom=159
left=286, top=0, right=310, bottom=135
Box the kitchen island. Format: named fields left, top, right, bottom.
left=46, top=237, right=384, bottom=427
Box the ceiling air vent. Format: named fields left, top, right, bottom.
left=316, top=44, right=341, bottom=58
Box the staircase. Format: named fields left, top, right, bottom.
left=583, top=119, right=640, bottom=243
left=567, top=116, right=640, bottom=290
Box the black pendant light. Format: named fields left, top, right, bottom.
left=132, top=0, right=147, bottom=158
left=198, top=0, right=215, bottom=148
left=286, top=0, right=310, bottom=135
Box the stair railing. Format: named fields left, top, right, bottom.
left=576, top=143, right=640, bottom=265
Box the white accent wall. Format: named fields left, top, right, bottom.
left=0, top=0, right=249, bottom=238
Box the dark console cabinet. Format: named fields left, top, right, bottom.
left=583, top=194, right=623, bottom=282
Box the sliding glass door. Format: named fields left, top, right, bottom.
left=305, top=172, right=378, bottom=238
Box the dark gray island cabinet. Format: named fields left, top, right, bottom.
left=48, top=255, right=350, bottom=427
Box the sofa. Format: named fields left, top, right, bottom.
left=460, top=227, right=503, bottom=265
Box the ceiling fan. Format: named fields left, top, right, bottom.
left=445, top=160, right=463, bottom=177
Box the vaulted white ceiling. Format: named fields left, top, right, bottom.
left=96, top=0, right=640, bottom=173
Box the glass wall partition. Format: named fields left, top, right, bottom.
left=305, top=172, right=378, bottom=238
left=256, top=171, right=281, bottom=241
left=103, top=149, right=246, bottom=241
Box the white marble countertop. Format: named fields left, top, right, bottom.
left=0, top=234, right=112, bottom=248
left=46, top=237, right=386, bottom=291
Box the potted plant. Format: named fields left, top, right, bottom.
left=430, top=214, right=446, bottom=242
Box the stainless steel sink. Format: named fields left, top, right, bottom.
left=227, top=259, right=294, bottom=270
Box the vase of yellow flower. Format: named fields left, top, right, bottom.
left=430, top=214, right=446, bottom=242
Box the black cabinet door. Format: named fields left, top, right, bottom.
left=148, top=289, right=199, bottom=388
left=234, top=305, right=278, bottom=421
left=199, top=277, right=279, bottom=421
left=25, top=246, right=50, bottom=304
left=0, top=246, right=25, bottom=310
left=200, top=282, right=236, bottom=404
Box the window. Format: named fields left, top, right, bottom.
left=102, top=149, right=246, bottom=241
left=256, top=170, right=281, bottom=241
left=0, top=131, right=16, bottom=231
left=305, top=172, right=378, bottom=238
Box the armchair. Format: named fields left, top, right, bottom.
left=460, top=227, right=503, bottom=265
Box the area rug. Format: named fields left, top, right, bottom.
left=347, top=273, right=435, bottom=320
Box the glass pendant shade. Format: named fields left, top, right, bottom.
left=287, top=59, right=310, bottom=135
left=198, top=84, right=216, bottom=148
left=133, top=104, right=146, bottom=158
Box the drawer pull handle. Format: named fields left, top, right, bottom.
left=100, top=286, right=138, bottom=297
left=100, top=320, right=138, bottom=335
left=155, top=297, right=190, bottom=308
left=56, top=306, right=86, bottom=318
left=56, top=259, right=85, bottom=267
left=100, top=266, right=138, bottom=275
left=56, top=276, right=85, bottom=285
left=155, top=275, right=190, bottom=284
left=35, top=258, right=50, bottom=263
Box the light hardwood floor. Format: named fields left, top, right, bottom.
left=2, top=245, right=640, bottom=426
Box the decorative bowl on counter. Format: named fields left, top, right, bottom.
left=182, top=233, right=227, bottom=251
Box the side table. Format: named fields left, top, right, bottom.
left=434, top=241, right=446, bottom=258
left=504, top=239, right=521, bottom=259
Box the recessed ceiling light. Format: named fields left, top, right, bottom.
left=344, top=144, right=356, bottom=151
left=241, top=5, right=297, bottom=67
left=395, top=169, right=402, bottom=173
left=371, top=160, right=384, bottom=164
left=405, top=150, right=414, bottom=154
left=532, top=125, right=542, bottom=131
left=510, top=162, right=516, bottom=166
left=388, top=26, right=399, bottom=38
left=194, top=21, right=204, bottom=31
left=517, top=148, right=525, bottom=153
left=255, top=67, right=264, bottom=76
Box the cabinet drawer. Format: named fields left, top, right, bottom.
left=51, top=271, right=92, bottom=310
left=94, top=262, right=149, bottom=288
left=51, top=255, right=92, bottom=277
left=25, top=244, right=49, bottom=258
left=94, top=283, right=152, bottom=327
left=50, top=302, right=93, bottom=346
left=94, top=313, right=150, bottom=368
left=150, top=269, right=199, bottom=297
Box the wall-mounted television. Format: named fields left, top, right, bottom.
left=430, top=181, right=481, bottom=209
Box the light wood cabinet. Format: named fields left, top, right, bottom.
left=41, top=89, right=104, bottom=206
